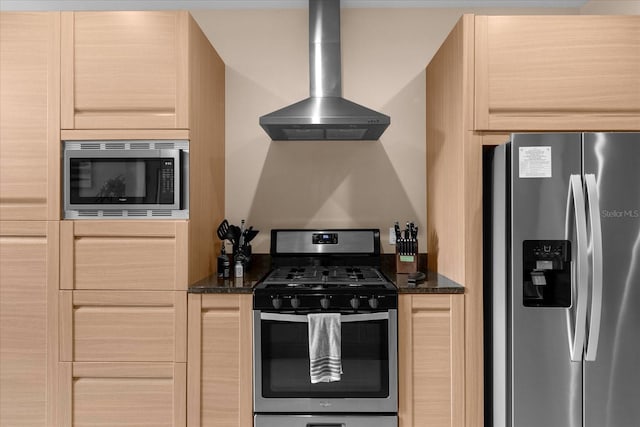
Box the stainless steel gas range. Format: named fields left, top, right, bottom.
left=253, top=229, right=398, bottom=427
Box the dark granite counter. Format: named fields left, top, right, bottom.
left=380, top=254, right=464, bottom=294
left=188, top=255, right=270, bottom=294
left=188, top=254, right=464, bottom=294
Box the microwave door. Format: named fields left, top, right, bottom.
left=64, top=149, right=181, bottom=212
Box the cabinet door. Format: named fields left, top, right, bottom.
left=61, top=11, right=188, bottom=129
left=0, top=13, right=60, bottom=220
left=60, top=291, right=186, bottom=363
left=59, top=362, right=186, bottom=427
left=475, top=16, right=640, bottom=131
left=60, top=221, right=189, bottom=290
left=187, top=294, right=253, bottom=427
left=0, top=222, right=58, bottom=426
left=399, top=294, right=464, bottom=427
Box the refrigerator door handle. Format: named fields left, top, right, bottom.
left=565, top=174, right=589, bottom=362
left=584, top=174, right=603, bottom=361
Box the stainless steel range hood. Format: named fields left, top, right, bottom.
left=259, top=0, right=390, bottom=141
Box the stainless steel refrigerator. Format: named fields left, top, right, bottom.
left=487, top=133, right=640, bottom=427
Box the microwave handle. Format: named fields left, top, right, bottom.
left=260, top=312, right=389, bottom=323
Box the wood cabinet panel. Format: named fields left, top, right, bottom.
left=475, top=15, right=640, bottom=131
left=60, top=221, right=188, bottom=290
left=0, top=221, right=58, bottom=426
left=58, top=362, right=186, bottom=427
left=0, top=12, right=60, bottom=220
left=187, top=294, right=252, bottom=427
left=59, top=291, right=186, bottom=363
left=399, top=294, right=464, bottom=427
left=61, top=11, right=188, bottom=129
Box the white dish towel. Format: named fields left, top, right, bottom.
left=307, top=313, right=343, bottom=383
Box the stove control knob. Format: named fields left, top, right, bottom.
left=291, top=296, right=301, bottom=309
left=272, top=296, right=283, bottom=310
left=350, top=296, right=360, bottom=310
left=368, top=296, right=379, bottom=309
left=320, top=297, right=330, bottom=310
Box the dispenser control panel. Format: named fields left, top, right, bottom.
left=522, top=240, right=571, bottom=307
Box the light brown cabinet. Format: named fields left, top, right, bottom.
left=426, top=14, right=640, bottom=427
left=61, top=11, right=189, bottom=129
left=0, top=12, right=60, bottom=220
left=58, top=362, right=186, bottom=427
left=59, top=291, right=187, bottom=363
left=60, top=220, right=189, bottom=291
left=187, top=294, right=253, bottom=427
left=475, top=16, right=640, bottom=131
left=57, top=221, right=190, bottom=424
left=0, top=221, right=59, bottom=426
left=398, top=294, right=464, bottom=427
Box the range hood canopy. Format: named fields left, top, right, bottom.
left=259, top=0, right=390, bottom=141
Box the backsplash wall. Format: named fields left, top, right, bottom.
left=192, top=6, right=578, bottom=254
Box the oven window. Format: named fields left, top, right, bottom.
left=69, top=158, right=174, bottom=204
left=261, top=319, right=389, bottom=398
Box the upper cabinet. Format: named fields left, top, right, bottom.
left=0, top=12, right=60, bottom=220
left=474, top=16, right=640, bottom=131
left=61, top=11, right=224, bottom=131
left=61, top=11, right=187, bottom=129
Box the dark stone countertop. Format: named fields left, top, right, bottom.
left=188, top=254, right=464, bottom=294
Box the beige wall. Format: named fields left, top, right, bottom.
left=193, top=5, right=609, bottom=254
left=581, top=0, right=640, bottom=14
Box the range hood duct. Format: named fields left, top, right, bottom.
left=259, top=0, right=390, bottom=141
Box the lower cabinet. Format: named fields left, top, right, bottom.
left=59, top=291, right=187, bottom=363
left=187, top=293, right=253, bottom=427
left=58, top=362, right=186, bottom=427
left=0, top=221, right=59, bottom=426
left=398, top=294, right=465, bottom=427
left=57, top=290, right=187, bottom=426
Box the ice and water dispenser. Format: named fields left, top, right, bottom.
left=522, top=240, right=572, bottom=307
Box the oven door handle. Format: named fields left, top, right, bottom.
left=260, top=312, right=390, bottom=323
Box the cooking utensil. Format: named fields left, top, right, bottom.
left=244, top=227, right=259, bottom=244
left=239, top=219, right=246, bottom=247
left=216, top=219, right=229, bottom=241
left=227, top=225, right=242, bottom=247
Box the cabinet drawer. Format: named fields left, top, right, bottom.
left=60, top=291, right=186, bottom=363
left=60, top=221, right=188, bottom=290
left=58, top=362, right=186, bottom=427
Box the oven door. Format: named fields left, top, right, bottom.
left=253, top=309, right=398, bottom=413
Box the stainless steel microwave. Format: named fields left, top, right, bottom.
left=63, top=140, right=189, bottom=219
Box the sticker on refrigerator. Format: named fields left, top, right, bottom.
left=519, top=146, right=552, bottom=178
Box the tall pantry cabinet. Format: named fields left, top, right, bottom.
left=0, top=11, right=225, bottom=427
left=0, top=12, right=60, bottom=427
left=425, top=14, right=640, bottom=427
left=58, top=11, right=224, bottom=427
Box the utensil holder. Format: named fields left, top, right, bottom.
left=396, top=239, right=418, bottom=274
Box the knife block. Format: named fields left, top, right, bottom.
left=395, top=241, right=418, bottom=274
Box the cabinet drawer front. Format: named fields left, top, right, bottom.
left=60, top=221, right=188, bottom=290
left=59, top=362, right=186, bottom=427
left=60, top=291, right=187, bottom=363
left=75, top=236, right=176, bottom=289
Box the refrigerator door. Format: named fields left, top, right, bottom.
left=583, top=133, right=640, bottom=427
left=510, top=133, right=583, bottom=427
